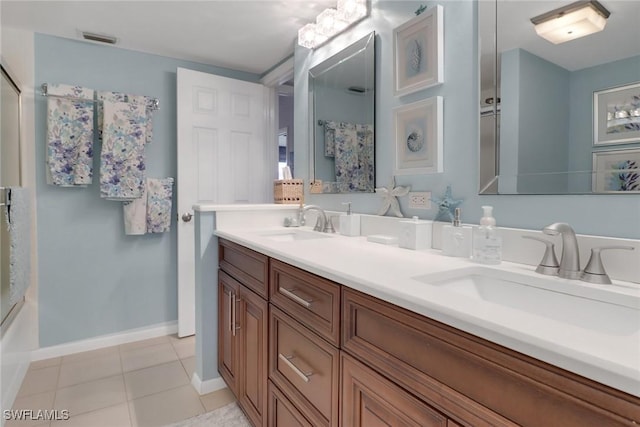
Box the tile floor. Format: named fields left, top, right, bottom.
left=8, top=335, right=236, bottom=427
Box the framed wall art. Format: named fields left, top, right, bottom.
left=592, top=148, right=640, bottom=193
left=393, top=5, right=444, bottom=96
left=593, top=82, right=640, bottom=146
left=393, top=96, right=443, bottom=175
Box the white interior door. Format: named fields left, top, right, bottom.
left=177, top=68, right=269, bottom=337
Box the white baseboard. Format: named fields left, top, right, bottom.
left=191, top=372, right=227, bottom=395
left=31, top=321, right=178, bottom=361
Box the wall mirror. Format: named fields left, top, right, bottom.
left=480, top=0, right=640, bottom=195
left=309, top=31, right=375, bottom=194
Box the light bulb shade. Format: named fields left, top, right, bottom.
left=298, top=23, right=318, bottom=49
left=337, top=0, right=368, bottom=24
left=532, top=1, right=609, bottom=44
left=316, top=8, right=349, bottom=38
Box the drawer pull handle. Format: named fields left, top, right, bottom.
left=228, top=291, right=234, bottom=333
left=278, top=353, right=313, bottom=383
left=279, top=287, right=313, bottom=308
left=230, top=292, right=241, bottom=337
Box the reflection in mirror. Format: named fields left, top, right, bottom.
left=309, top=31, right=375, bottom=194
left=479, top=1, right=640, bottom=195
left=277, top=127, right=289, bottom=179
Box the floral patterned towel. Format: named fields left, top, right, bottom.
left=97, top=91, right=128, bottom=142
left=324, top=121, right=337, bottom=157
left=122, top=177, right=173, bottom=235
left=146, top=178, right=174, bottom=234
left=97, top=91, right=154, bottom=144
left=46, top=84, right=95, bottom=186
left=100, top=100, right=147, bottom=200
left=128, top=94, right=155, bottom=144
left=334, top=123, right=374, bottom=193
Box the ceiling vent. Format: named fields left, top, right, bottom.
left=80, top=31, right=118, bottom=45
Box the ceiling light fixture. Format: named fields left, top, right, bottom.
left=530, top=0, right=610, bottom=45
left=298, top=0, right=369, bottom=49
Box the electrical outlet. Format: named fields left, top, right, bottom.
left=408, top=192, right=431, bottom=209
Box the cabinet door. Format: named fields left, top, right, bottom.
left=268, top=381, right=313, bottom=427
left=341, top=353, right=447, bottom=427
left=239, top=286, right=268, bottom=427
left=218, top=270, right=240, bottom=396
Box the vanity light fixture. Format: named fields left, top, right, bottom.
left=530, top=0, right=610, bottom=44
left=298, top=0, right=368, bottom=49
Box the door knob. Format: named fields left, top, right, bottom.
left=181, top=213, right=193, bottom=222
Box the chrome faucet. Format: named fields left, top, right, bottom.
left=542, top=223, right=581, bottom=279
left=299, top=205, right=332, bottom=233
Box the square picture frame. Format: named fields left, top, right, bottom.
left=593, top=81, right=640, bottom=146
left=393, top=5, right=444, bottom=96
left=394, top=96, right=443, bottom=175
left=592, top=148, right=640, bottom=193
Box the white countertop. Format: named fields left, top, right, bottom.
left=214, top=226, right=640, bottom=398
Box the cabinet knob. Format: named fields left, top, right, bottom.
left=181, top=213, right=193, bottom=222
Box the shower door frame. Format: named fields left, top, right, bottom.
left=1, top=63, right=24, bottom=330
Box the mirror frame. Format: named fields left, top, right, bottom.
left=308, top=31, right=376, bottom=194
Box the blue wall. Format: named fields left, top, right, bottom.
left=568, top=54, right=640, bottom=192
left=500, top=48, right=570, bottom=193
left=34, top=34, right=260, bottom=346
left=295, top=0, right=640, bottom=239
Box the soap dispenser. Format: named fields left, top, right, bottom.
left=339, top=202, right=361, bottom=236
left=441, top=208, right=472, bottom=257
left=472, top=205, right=502, bottom=264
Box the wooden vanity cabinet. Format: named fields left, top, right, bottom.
left=269, top=260, right=342, bottom=427
left=342, top=287, right=640, bottom=427
left=217, top=240, right=640, bottom=427
left=341, top=352, right=448, bottom=427
left=218, top=239, right=269, bottom=427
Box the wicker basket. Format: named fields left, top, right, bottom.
left=274, top=179, right=304, bottom=204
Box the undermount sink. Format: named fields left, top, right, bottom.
left=258, top=229, right=332, bottom=242
left=412, top=267, right=640, bottom=336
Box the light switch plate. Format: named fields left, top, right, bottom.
left=408, top=192, right=431, bottom=209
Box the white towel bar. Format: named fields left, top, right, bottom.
left=41, top=83, right=160, bottom=111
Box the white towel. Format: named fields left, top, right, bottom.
left=123, top=187, right=147, bottom=235
left=4, top=187, right=31, bottom=304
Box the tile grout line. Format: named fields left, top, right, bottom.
left=13, top=336, right=197, bottom=426
left=118, top=342, right=135, bottom=427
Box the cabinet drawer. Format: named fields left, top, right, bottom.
left=219, top=238, right=269, bottom=298
left=342, top=288, right=640, bottom=427
left=268, top=381, right=315, bottom=427
left=269, top=306, right=339, bottom=427
left=270, top=259, right=340, bottom=346
left=342, top=353, right=447, bottom=427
